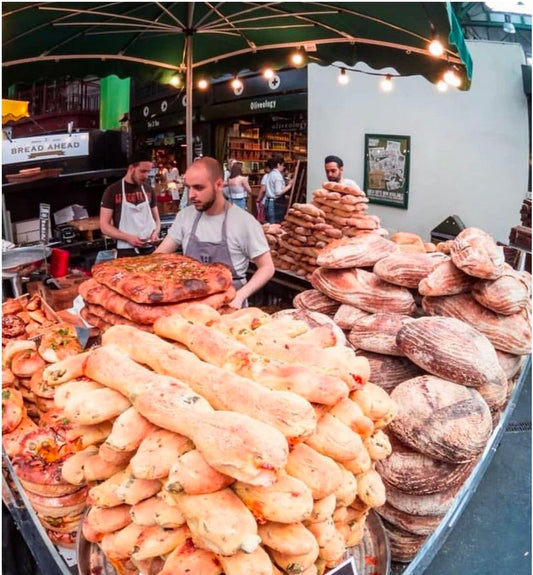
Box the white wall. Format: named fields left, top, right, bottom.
left=307, top=41, right=529, bottom=243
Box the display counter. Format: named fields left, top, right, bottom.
left=3, top=348, right=529, bottom=575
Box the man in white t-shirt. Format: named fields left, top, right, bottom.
left=324, top=155, right=361, bottom=189
left=155, top=157, right=274, bottom=309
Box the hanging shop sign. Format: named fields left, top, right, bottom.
left=363, top=133, right=411, bottom=209
left=201, top=92, right=307, bottom=121
left=2, top=132, right=89, bottom=165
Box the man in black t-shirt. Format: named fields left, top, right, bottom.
left=99, top=152, right=161, bottom=256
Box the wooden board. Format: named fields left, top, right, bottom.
left=67, top=216, right=100, bottom=232
left=5, top=168, right=62, bottom=183
left=286, top=160, right=308, bottom=212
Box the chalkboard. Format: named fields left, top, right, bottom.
left=328, top=556, right=358, bottom=575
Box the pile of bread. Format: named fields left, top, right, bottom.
left=293, top=226, right=531, bottom=561
left=2, top=292, right=58, bottom=343
left=5, top=303, right=400, bottom=574
left=77, top=254, right=237, bottom=331
left=264, top=182, right=444, bottom=280
left=2, top=294, right=86, bottom=547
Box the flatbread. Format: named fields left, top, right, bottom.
left=79, top=279, right=236, bottom=324
left=91, top=254, right=233, bottom=304
left=83, top=302, right=153, bottom=332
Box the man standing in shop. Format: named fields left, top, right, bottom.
left=264, top=155, right=293, bottom=224
left=155, top=156, right=275, bottom=309
left=100, top=151, right=161, bottom=257
left=324, top=155, right=361, bottom=189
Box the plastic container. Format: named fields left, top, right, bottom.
left=49, top=248, right=70, bottom=278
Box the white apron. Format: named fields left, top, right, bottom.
left=117, top=179, right=156, bottom=250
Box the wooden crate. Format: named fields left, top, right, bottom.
left=27, top=274, right=88, bottom=311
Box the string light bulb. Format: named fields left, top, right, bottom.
left=380, top=74, right=393, bottom=92
left=291, top=49, right=304, bottom=66
left=263, top=68, right=275, bottom=79
left=169, top=74, right=181, bottom=87
left=429, top=36, right=444, bottom=57
left=443, top=68, right=461, bottom=88
left=338, top=68, right=349, bottom=85
left=231, top=77, right=243, bottom=90
left=436, top=80, right=448, bottom=92
left=197, top=79, right=208, bottom=90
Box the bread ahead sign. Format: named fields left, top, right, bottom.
left=3, top=132, right=89, bottom=164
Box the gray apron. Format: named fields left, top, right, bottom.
left=185, top=203, right=246, bottom=290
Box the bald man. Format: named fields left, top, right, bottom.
left=155, top=157, right=275, bottom=309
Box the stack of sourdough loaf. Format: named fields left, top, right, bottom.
left=21, top=304, right=399, bottom=575
left=293, top=226, right=531, bottom=561
left=267, top=182, right=387, bottom=280
left=78, top=253, right=237, bottom=332
left=311, top=182, right=384, bottom=238
left=274, top=202, right=342, bottom=279
left=267, top=183, right=442, bottom=281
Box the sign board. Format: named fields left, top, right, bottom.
left=363, top=133, right=411, bottom=209
left=39, top=203, right=51, bottom=244
left=2, top=132, right=89, bottom=165
left=328, top=556, right=358, bottom=575
left=201, top=92, right=307, bottom=121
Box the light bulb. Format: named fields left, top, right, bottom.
left=444, top=69, right=461, bottom=88
left=231, top=78, right=243, bottom=90
left=436, top=80, right=448, bottom=92
left=197, top=79, right=208, bottom=90
left=170, top=75, right=181, bottom=87
left=264, top=68, right=274, bottom=79
left=380, top=75, right=393, bottom=92
left=338, top=69, right=349, bottom=85
left=291, top=50, right=304, bottom=66
left=429, top=38, right=444, bottom=57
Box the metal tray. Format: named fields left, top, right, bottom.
left=76, top=509, right=390, bottom=575
left=346, top=509, right=391, bottom=575
left=2, top=245, right=51, bottom=272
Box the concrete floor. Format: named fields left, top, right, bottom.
left=424, top=363, right=532, bottom=575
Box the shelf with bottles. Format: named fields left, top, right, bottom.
left=227, top=129, right=307, bottom=168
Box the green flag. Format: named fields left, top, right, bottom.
left=100, top=75, right=130, bottom=130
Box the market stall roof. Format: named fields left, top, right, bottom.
left=2, top=99, right=30, bottom=125
left=2, top=2, right=473, bottom=163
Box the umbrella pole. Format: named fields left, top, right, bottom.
left=185, top=33, right=193, bottom=167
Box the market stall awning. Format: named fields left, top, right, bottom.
left=2, top=2, right=473, bottom=163
left=2, top=99, right=30, bottom=125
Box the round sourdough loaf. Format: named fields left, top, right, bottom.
left=373, top=251, right=448, bottom=288
left=293, top=289, right=340, bottom=316
left=396, top=316, right=507, bottom=390
left=348, top=313, right=413, bottom=356
left=388, top=375, right=492, bottom=463
left=375, top=435, right=473, bottom=494
left=381, top=517, right=427, bottom=563
left=383, top=479, right=466, bottom=516
left=355, top=351, right=425, bottom=393
left=316, top=234, right=398, bottom=269
left=376, top=501, right=443, bottom=536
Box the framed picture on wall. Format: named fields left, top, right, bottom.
left=363, top=134, right=411, bottom=209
